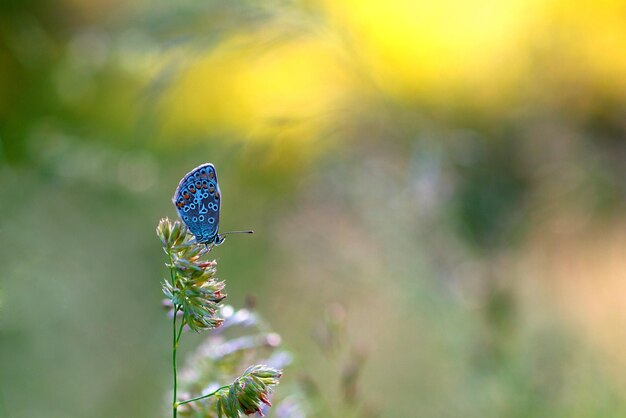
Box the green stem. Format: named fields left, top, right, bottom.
left=178, top=385, right=230, bottom=406
left=173, top=306, right=179, bottom=418
left=169, top=252, right=180, bottom=418
left=176, top=317, right=185, bottom=343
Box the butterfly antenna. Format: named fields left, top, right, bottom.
left=220, top=230, right=254, bottom=235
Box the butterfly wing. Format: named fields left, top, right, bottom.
left=172, top=163, right=221, bottom=243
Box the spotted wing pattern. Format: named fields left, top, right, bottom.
left=172, top=163, right=221, bottom=243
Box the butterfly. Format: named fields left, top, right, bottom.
left=173, top=163, right=252, bottom=246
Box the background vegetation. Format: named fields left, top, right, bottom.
left=1, top=0, right=625, bottom=416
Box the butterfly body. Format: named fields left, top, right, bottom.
left=173, top=163, right=224, bottom=245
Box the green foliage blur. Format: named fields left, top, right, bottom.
left=1, top=0, right=625, bottom=417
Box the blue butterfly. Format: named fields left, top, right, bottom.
left=173, top=163, right=252, bottom=246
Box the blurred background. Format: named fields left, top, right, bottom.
left=1, top=0, right=625, bottom=416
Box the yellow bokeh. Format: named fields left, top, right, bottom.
left=324, top=0, right=541, bottom=102
left=325, top=0, right=626, bottom=104
left=542, top=0, right=626, bottom=91
left=158, top=30, right=354, bottom=147
left=158, top=0, right=626, bottom=142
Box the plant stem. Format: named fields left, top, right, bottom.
left=173, top=306, right=179, bottom=418
left=176, top=317, right=185, bottom=343
left=169, top=252, right=179, bottom=417
left=178, top=385, right=230, bottom=406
